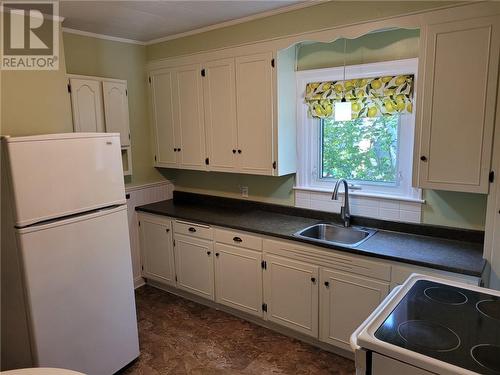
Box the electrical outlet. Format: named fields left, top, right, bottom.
left=240, top=186, right=249, bottom=198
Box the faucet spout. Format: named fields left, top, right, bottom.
left=332, top=178, right=350, bottom=227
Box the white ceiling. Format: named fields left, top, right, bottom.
left=60, top=1, right=308, bottom=43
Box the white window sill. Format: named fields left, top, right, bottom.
left=294, top=186, right=425, bottom=204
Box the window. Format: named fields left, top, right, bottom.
left=296, top=59, right=421, bottom=201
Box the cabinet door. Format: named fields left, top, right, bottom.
left=235, top=52, right=274, bottom=175
left=320, top=269, right=389, bottom=351
left=139, top=217, right=175, bottom=286
left=173, top=64, right=206, bottom=170
left=416, top=16, right=500, bottom=193
left=174, top=233, right=214, bottom=300
left=263, top=254, right=319, bottom=337
left=102, top=81, right=131, bottom=147
left=214, top=243, right=263, bottom=317
left=203, top=58, right=238, bottom=172
left=150, top=69, right=178, bottom=167
left=70, top=78, right=105, bottom=133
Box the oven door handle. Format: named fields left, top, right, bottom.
left=350, top=285, right=402, bottom=351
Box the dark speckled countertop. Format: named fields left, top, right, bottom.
left=136, top=192, right=486, bottom=277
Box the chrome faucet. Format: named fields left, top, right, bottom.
left=332, top=178, right=350, bottom=227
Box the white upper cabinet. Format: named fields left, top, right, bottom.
left=148, top=47, right=296, bottom=176
left=173, top=64, right=206, bottom=169
left=235, top=52, right=274, bottom=175
left=150, top=68, right=177, bottom=167
left=415, top=16, right=500, bottom=193
left=102, top=81, right=131, bottom=147
left=203, top=58, right=238, bottom=172
left=69, top=78, right=105, bottom=133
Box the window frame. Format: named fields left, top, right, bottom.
left=296, top=58, right=422, bottom=202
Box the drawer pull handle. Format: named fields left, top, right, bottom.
left=188, top=227, right=197, bottom=233
left=233, top=236, right=242, bottom=243
left=207, top=251, right=211, bottom=256
left=324, top=281, right=330, bottom=288
left=311, top=277, right=316, bottom=284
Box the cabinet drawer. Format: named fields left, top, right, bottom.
left=174, top=220, right=213, bottom=240
left=264, top=239, right=391, bottom=282
left=215, top=228, right=262, bottom=251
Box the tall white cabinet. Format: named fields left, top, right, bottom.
left=414, top=15, right=500, bottom=193
left=69, top=75, right=132, bottom=176
left=148, top=48, right=296, bottom=176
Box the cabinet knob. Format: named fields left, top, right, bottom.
left=324, top=281, right=330, bottom=288
left=238, top=149, right=242, bottom=154
left=207, top=251, right=211, bottom=256
left=420, top=155, right=427, bottom=161
left=165, top=228, right=170, bottom=233
left=311, top=277, right=316, bottom=284
left=215, top=252, right=220, bottom=257
left=233, top=236, right=242, bottom=243
left=232, top=149, right=236, bottom=154
left=178, top=148, right=181, bottom=152
left=188, top=227, right=196, bottom=233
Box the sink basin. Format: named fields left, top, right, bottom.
left=293, top=223, right=376, bottom=247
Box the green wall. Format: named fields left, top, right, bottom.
left=62, top=32, right=164, bottom=187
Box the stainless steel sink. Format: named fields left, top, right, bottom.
left=293, top=223, right=377, bottom=247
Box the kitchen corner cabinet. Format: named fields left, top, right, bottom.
left=148, top=47, right=296, bottom=176
left=414, top=16, right=500, bottom=193
left=263, top=254, right=319, bottom=337
left=319, top=269, right=389, bottom=351
left=69, top=74, right=132, bottom=175
left=138, top=214, right=175, bottom=286
left=214, top=243, right=263, bottom=317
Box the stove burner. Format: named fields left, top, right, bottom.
left=477, top=300, right=500, bottom=321
left=471, top=344, right=500, bottom=373
left=398, top=320, right=460, bottom=352
left=424, top=286, right=468, bottom=305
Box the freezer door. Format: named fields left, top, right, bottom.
left=17, top=205, right=139, bottom=374
left=4, top=133, right=125, bottom=227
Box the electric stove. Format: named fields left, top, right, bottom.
left=352, top=274, right=500, bottom=375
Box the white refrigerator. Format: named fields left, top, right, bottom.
left=1, top=133, right=139, bottom=374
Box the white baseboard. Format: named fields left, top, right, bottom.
left=134, top=276, right=145, bottom=289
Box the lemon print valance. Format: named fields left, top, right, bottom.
left=305, top=75, right=414, bottom=119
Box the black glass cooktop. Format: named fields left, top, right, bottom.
left=375, top=280, right=500, bottom=374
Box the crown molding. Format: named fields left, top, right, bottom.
left=145, top=1, right=323, bottom=45
left=62, top=27, right=146, bottom=45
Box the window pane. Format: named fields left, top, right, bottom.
left=321, top=115, right=399, bottom=183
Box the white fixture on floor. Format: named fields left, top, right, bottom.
left=1, top=133, right=139, bottom=374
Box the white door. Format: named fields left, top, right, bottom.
left=263, top=254, right=319, bottom=337
left=150, top=69, right=178, bottom=167
left=139, top=215, right=175, bottom=286
left=174, top=63, right=206, bottom=170
left=235, top=52, right=274, bottom=175
left=4, top=133, right=125, bottom=227
left=214, top=243, right=263, bottom=317
left=16, top=206, right=139, bottom=375
left=320, top=269, right=389, bottom=351
left=174, top=233, right=214, bottom=300
left=102, top=81, right=131, bottom=147
left=203, top=58, right=238, bottom=172
left=417, top=16, right=500, bottom=193
left=69, top=78, right=105, bottom=133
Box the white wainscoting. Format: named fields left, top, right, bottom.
left=126, top=181, right=173, bottom=288
left=295, top=189, right=422, bottom=224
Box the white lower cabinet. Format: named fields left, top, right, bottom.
left=319, top=268, right=389, bottom=351
left=263, top=254, right=319, bottom=338
left=214, top=243, right=263, bottom=317
left=174, top=233, right=215, bottom=300
left=139, top=215, right=175, bottom=286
